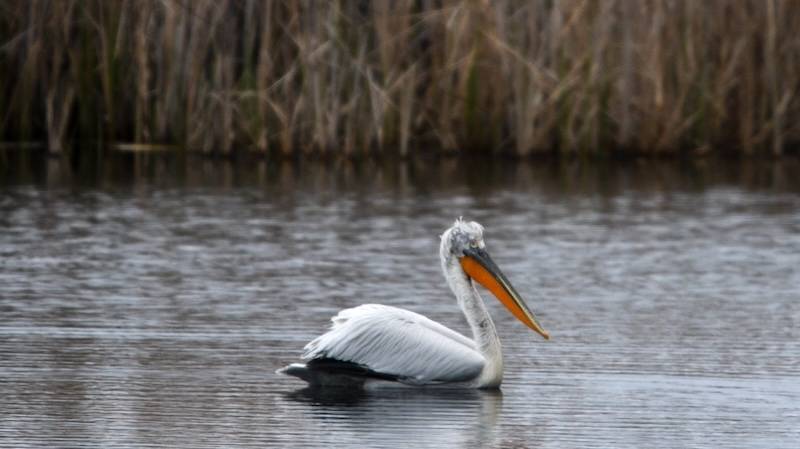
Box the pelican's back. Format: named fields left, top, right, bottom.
left=279, top=304, right=484, bottom=386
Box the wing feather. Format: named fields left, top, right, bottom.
left=303, top=304, right=484, bottom=384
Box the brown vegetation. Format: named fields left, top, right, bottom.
left=1, top=1, right=799, bottom=156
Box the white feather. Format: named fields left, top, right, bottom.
left=303, top=304, right=485, bottom=384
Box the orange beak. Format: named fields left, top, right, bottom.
left=460, top=247, right=550, bottom=340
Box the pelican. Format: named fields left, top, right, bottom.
left=278, top=219, right=550, bottom=389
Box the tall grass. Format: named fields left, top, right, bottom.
left=1, top=1, right=798, bottom=157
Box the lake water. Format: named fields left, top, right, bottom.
left=1, top=155, right=799, bottom=448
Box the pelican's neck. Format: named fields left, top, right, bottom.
left=443, top=259, right=503, bottom=387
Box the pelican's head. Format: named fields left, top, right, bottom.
left=440, top=218, right=550, bottom=340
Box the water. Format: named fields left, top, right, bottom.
left=1, top=156, right=799, bottom=448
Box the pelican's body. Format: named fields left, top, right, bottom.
left=278, top=220, right=549, bottom=389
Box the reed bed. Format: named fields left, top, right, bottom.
left=1, top=0, right=799, bottom=157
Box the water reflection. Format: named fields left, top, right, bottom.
left=284, top=387, right=504, bottom=449
left=2, top=150, right=800, bottom=195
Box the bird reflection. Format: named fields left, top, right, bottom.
left=284, top=387, right=503, bottom=448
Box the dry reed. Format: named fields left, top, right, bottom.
left=1, top=0, right=799, bottom=157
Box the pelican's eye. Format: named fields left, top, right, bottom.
left=469, top=240, right=478, bottom=248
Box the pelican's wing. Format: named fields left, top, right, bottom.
left=302, top=304, right=484, bottom=384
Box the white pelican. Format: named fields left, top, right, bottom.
left=278, top=219, right=549, bottom=388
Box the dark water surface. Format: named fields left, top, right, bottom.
left=1, top=156, right=799, bottom=448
